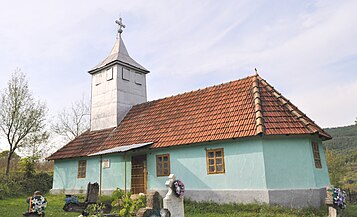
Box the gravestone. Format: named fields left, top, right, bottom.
left=136, top=191, right=163, bottom=217
left=163, top=174, right=184, bottom=217
left=63, top=182, right=101, bottom=213
left=86, top=182, right=99, bottom=203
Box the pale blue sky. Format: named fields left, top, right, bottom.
left=0, top=0, right=356, bottom=150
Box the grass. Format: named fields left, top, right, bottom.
left=0, top=194, right=79, bottom=217
left=342, top=203, right=357, bottom=217
left=184, top=200, right=357, bottom=217
left=184, top=200, right=327, bottom=217
left=0, top=194, right=356, bottom=217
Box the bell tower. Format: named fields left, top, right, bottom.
left=88, top=18, right=150, bottom=131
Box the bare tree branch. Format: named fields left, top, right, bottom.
left=51, top=96, right=90, bottom=143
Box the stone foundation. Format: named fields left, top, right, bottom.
left=49, top=189, right=117, bottom=196
left=155, top=188, right=326, bottom=208
left=50, top=188, right=326, bottom=208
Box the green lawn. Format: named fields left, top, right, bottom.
left=0, top=194, right=356, bottom=217
left=0, top=194, right=79, bottom=217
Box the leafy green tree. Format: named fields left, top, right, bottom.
left=18, top=156, right=36, bottom=177
left=0, top=150, right=21, bottom=172
left=325, top=147, right=346, bottom=187
left=0, top=150, right=20, bottom=160
left=0, top=70, right=48, bottom=176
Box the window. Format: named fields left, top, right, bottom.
left=156, top=154, right=170, bottom=177
left=206, top=148, right=225, bottom=174
left=78, top=160, right=87, bottom=178
left=135, top=72, right=144, bottom=85
left=106, top=67, right=113, bottom=81
left=95, top=73, right=102, bottom=86
left=122, top=67, right=130, bottom=81
left=312, top=142, right=322, bottom=168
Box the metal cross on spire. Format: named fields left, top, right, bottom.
left=115, top=17, right=126, bottom=37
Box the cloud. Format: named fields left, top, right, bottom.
left=0, top=0, right=356, bottom=150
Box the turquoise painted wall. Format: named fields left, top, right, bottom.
left=263, top=137, right=330, bottom=189
left=53, top=155, right=132, bottom=192
left=313, top=140, right=330, bottom=188
left=53, top=157, right=100, bottom=192
left=100, top=155, right=131, bottom=191
left=147, top=139, right=267, bottom=191
left=52, top=136, right=330, bottom=192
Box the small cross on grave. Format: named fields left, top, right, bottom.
left=163, top=174, right=184, bottom=217
left=165, top=174, right=176, bottom=198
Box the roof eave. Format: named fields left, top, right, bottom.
left=88, top=60, right=150, bottom=75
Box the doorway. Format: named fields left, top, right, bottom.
left=131, top=155, right=147, bottom=194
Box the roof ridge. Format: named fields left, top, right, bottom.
left=256, top=75, right=331, bottom=139
left=251, top=75, right=265, bottom=135
left=133, top=74, right=257, bottom=108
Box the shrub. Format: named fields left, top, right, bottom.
left=85, top=203, right=107, bottom=217
left=110, top=188, right=146, bottom=217
left=0, top=174, right=23, bottom=198
left=0, top=172, right=53, bottom=199
left=20, top=172, right=53, bottom=195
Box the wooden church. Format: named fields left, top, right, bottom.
left=48, top=18, right=331, bottom=208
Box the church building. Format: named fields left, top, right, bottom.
left=48, top=18, right=331, bottom=208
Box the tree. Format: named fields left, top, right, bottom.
left=0, top=70, right=48, bottom=176
left=18, top=131, right=50, bottom=160
left=325, top=147, right=346, bottom=187
left=51, top=96, right=90, bottom=142
left=0, top=150, right=21, bottom=172
left=19, top=156, right=36, bottom=177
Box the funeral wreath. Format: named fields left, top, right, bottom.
left=333, top=187, right=347, bottom=209
left=171, top=180, right=185, bottom=198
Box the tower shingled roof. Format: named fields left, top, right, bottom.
left=88, top=19, right=149, bottom=74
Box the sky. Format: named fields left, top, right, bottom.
left=0, top=0, right=356, bottom=151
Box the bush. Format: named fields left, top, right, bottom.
left=111, top=188, right=146, bottom=217
left=19, top=172, right=53, bottom=195
left=0, top=172, right=53, bottom=199
left=0, top=174, right=23, bottom=199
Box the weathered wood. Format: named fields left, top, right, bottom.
left=131, top=155, right=147, bottom=194
left=86, top=182, right=99, bottom=203
left=63, top=182, right=100, bottom=213
left=346, top=188, right=357, bottom=204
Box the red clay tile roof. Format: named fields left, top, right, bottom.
left=47, top=127, right=115, bottom=160
left=47, top=74, right=331, bottom=160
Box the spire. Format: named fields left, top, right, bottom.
left=89, top=17, right=149, bottom=74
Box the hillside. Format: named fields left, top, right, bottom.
left=323, top=125, right=357, bottom=154
left=323, top=124, right=357, bottom=190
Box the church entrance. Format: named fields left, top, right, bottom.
left=131, top=155, right=147, bottom=194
